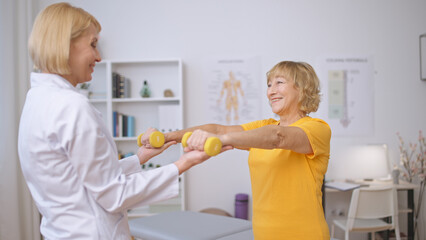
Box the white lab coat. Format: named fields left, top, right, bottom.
left=18, top=73, right=179, bottom=240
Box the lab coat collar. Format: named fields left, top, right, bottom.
left=30, top=72, right=78, bottom=92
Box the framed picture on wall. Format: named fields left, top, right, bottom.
left=420, top=33, right=426, bottom=81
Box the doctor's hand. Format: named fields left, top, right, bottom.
left=137, top=141, right=177, bottom=165
left=174, top=145, right=233, bottom=175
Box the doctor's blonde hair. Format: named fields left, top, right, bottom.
left=266, top=61, right=321, bottom=115
left=28, top=2, right=101, bottom=74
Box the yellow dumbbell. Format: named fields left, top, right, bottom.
left=137, top=131, right=165, bottom=148
left=181, top=132, right=222, bottom=157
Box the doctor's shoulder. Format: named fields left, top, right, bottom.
left=60, top=88, right=91, bottom=106
left=50, top=89, right=93, bottom=118
left=47, top=90, right=102, bottom=136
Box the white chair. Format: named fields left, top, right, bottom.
left=331, top=186, right=400, bottom=240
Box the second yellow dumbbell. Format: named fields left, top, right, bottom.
left=137, top=131, right=165, bottom=148
left=181, top=132, right=222, bottom=157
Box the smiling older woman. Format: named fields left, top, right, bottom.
left=150, top=61, right=332, bottom=240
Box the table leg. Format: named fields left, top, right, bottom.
left=322, top=181, right=325, bottom=215
left=408, top=189, right=414, bottom=240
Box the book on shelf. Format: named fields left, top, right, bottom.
left=119, top=75, right=125, bottom=98
left=112, top=72, right=118, bottom=98
left=118, top=113, right=123, bottom=137
left=127, top=116, right=135, bottom=137
left=113, top=111, right=118, bottom=137
left=122, top=115, right=128, bottom=137
left=112, top=111, right=135, bottom=138
left=119, top=76, right=131, bottom=98
left=112, top=72, right=131, bottom=98
left=124, top=78, right=130, bottom=98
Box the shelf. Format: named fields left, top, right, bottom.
left=108, top=59, right=181, bottom=64
left=90, top=59, right=185, bottom=214
left=89, top=99, right=107, bottom=103
left=114, top=137, right=138, bottom=141
left=112, top=97, right=180, bottom=103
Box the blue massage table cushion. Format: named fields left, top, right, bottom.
left=128, top=211, right=252, bottom=240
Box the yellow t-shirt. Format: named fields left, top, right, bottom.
left=241, top=117, right=331, bottom=240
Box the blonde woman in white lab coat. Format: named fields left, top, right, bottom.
left=17, top=3, right=222, bottom=239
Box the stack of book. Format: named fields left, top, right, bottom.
left=112, top=72, right=131, bottom=98
left=113, top=111, right=135, bottom=137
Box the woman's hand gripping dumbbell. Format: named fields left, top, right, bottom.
left=181, top=130, right=224, bottom=157
left=137, top=130, right=165, bottom=148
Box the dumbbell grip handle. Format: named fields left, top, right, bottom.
left=137, top=131, right=165, bottom=148
left=181, top=132, right=222, bottom=157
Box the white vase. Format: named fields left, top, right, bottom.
left=392, top=169, right=400, bottom=184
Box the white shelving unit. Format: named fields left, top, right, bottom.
left=88, top=59, right=185, bottom=217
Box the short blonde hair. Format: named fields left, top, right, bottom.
left=266, top=61, right=321, bottom=115
left=28, top=2, right=101, bottom=74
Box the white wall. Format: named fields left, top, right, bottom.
left=30, top=0, right=426, bottom=239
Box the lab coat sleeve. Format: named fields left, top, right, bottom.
left=60, top=99, right=179, bottom=213
left=118, top=155, right=143, bottom=175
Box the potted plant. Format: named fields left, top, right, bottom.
left=396, top=130, right=425, bottom=239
